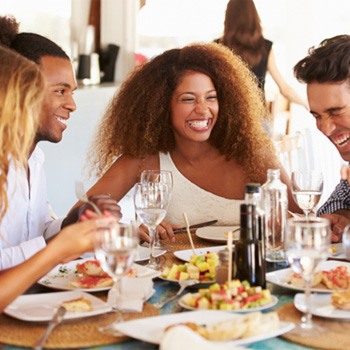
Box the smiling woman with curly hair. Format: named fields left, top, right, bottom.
left=86, top=42, right=300, bottom=242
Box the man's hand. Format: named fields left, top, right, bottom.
left=81, top=194, right=121, bottom=220
left=62, top=194, right=121, bottom=228
left=320, top=213, right=350, bottom=242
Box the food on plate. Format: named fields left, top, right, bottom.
left=76, top=260, right=109, bottom=277
left=69, top=275, right=114, bottom=289
left=164, top=311, right=280, bottom=341
left=161, top=252, right=219, bottom=282
left=181, top=279, right=273, bottom=310
left=331, top=246, right=337, bottom=254
left=331, top=291, right=350, bottom=310
left=322, top=266, right=350, bottom=290
left=288, top=266, right=350, bottom=290
left=62, top=296, right=92, bottom=312
left=69, top=260, right=113, bottom=289
left=289, top=271, right=323, bottom=289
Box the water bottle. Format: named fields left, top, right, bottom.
left=234, top=204, right=266, bottom=287
left=261, top=169, right=288, bottom=262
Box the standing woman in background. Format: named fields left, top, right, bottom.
left=216, top=0, right=308, bottom=109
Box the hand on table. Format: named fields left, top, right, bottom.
left=139, top=220, right=177, bottom=243
left=320, top=213, right=350, bottom=243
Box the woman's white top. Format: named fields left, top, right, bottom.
left=159, top=152, right=243, bottom=226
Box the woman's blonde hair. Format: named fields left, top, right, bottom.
left=0, top=46, right=45, bottom=222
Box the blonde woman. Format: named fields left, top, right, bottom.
left=0, top=46, right=105, bottom=312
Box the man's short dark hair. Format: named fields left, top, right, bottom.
left=0, top=15, right=69, bottom=65
left=294, top=35, right=350, bottom=84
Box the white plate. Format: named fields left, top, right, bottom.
left=266, top=260, right=350, bottom=293
left=114, top=310, right=294, bottom=345
left=174, top=245, right=227, bottom=262
left=82, top=245, right=166, bottom=263
left=4, top=291, right=112, bottom=322
left=330, top=243, right=346, bottom=259
left=38, top=258, right=160, bottom=292
left=195, top=226, right=240, bottom=242
left=178, top=294, right=279, bottom=313
left=294, top=293, right=350, bottom=319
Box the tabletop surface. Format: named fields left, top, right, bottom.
left=0, top=231, right=345, bottom=350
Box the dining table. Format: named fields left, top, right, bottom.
left=0, top=230, right=348, bottom=350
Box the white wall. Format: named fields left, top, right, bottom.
left=40, top=84, right=118, bottom=217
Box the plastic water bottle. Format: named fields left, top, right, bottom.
left=261, top=169, right=288, bottom=262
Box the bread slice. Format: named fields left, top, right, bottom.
left=62, top=297, right=92, bottom=312
left=69, top=275, right=113, bottom=289
left=289, top=271, right=322, bottom=288
left=331, top=291, right=350, bottom=310
left=76, top=260, right=109, bottom=277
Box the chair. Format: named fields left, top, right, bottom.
left=274, top=130, right=314, bottom=176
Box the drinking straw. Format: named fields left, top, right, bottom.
left=183, top=213, right=196, bottom=255
left=227, top=231, right=233, bottom=283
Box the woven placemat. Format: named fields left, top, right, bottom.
left=276, top=302, right=350, bottom=350
left=0, top=302, right=158, bottom=349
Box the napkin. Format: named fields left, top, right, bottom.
left=107, top=276, right=154, bottom=313
left=160, top=325, right=247, bottom=350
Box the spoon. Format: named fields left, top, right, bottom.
left=154, top=279, right=199, bottom=309
left=75, top=180, right=103, bottom=216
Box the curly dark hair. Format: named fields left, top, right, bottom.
left=89, top=42, right=279, bottom=183
left=0, top=15, right=69, bottom=64
left=294, top=35, right=350, bottom=84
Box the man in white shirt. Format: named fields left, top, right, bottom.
left=0, top=16, right=121, bottom=269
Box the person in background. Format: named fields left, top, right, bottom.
left=294, top=34, right=350, bottom=242
left=0, top=15, right=121, bottom=270
left=216, top=0, right=308, bottom=109
left=0, top=45, right=108, bottom=312
left=80, top=42, right=301, bottom=242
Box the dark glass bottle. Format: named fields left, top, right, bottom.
left=244, top=183, right=266, bottom=259
left=233, top=203, right=266, bottom=288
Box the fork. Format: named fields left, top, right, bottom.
left=33, top=306, right=66, bottom=350
left=75, top=180, right=103, bottom=216
left=154, top=279, right=199, bottom=309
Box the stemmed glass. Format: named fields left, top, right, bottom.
left=134, top=182, right=170, bottom=270
left=285, top=217, right=330, bottom=336
left=140, top=170, right=173, bottom=250
left=94, top=221, right=139, bottom=336
left=291, top=170, right=323, bottom=219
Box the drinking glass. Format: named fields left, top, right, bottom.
left=285, top=217, right=330, bottom=336
left=94, top=221, right=139, bottom=336
left=134, top=182, right=170, bottom=270
left=291, top=170, right=323, bottom=219
left=342, top=224, right=350, bottom=261
left=140, top=170, right=173, bottom=250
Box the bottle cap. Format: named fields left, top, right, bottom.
left=245, top=183, right=261, bottom=194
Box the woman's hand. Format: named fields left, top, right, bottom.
left=138, top=220, right=176, bottom=243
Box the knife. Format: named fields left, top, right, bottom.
left=173, top=219, right=218, bottom=234
left=34, top=305, right=66, bottom=350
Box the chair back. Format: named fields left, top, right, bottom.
left=274, top=130, right=314, bottom=175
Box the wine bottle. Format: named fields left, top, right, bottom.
left=234, top=203, right=266, bottom=288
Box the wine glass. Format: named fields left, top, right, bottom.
left=285, top=217, right=330, bottom=336
left=291, top=170, right=323, bottom=219
left=140, top=170, right=173, bottom=250
left=94, top=221, right=139, bottom=336
left=134, top=182, right=170, bottom=270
